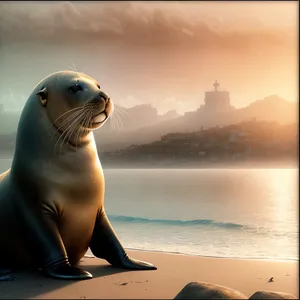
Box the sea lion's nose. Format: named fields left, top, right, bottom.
left=99, top=91, right=109, bottom=103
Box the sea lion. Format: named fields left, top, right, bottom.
left=0, top=71, right=156, bottom=281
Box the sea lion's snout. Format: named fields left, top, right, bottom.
left=98, top=91, right=109, bottom=104
left=91, top=91, right=110, bottom=107
left=90, top=91, right=113, bottom=127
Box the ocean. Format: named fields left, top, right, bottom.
left=0, top=159, right=298, bottom=261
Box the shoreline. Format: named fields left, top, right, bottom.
left=123, top=248, right=298, bottom=263
left=102, top=165, right=298, bottom=170
left=0, top=153, right=297, bottom=169
left=0, top=250, right=298, bottom=299
left=1, top=156, right=297, bottom=170
left=96, top=159, right=299, bottom=170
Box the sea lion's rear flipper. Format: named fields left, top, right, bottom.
left=14, top=196, right=92, bottom=280
left=90, top=211, right=157, bottom=270
left=0, top=268, right=16, bottom=281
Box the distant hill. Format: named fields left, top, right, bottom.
left=0, top=95, right=297, bottom=153
left=94, top=105, right=181, bottom=151
left=229, top=95, right=297, bottom=124
left=109, top=104, right=181, bottom=130
left=100, top=120, right=298, bottom=168
left=95, top=95, right=298, bottom=151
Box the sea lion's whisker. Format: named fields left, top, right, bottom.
left=114, top=107, right=123, bottom=121
left=52, top=106, right=84, bottom=126
left=52, top=109, right=81, bottom=142
left=109, top=117, right=113, bottom=131
left=114, top=106, right=126, bottom=118
left=78, top=115, right=90, bottom=148
left=115, top=105, right=136, bottom=126
left=74, top=113, right=88, bottom=149
left=114, top=110, right=123, bottom=131
left=54, top=108, right=85, bottom=132
left=116, top=107, right=132, bottom=122
left=117, top=111, right=124, bottom=131
left=75, top=116, right=87, bottom=149
left=115, top=105, right=131, bottom=118
left=113, top=116, right=117, bottom=132
left=72, top=62, right=81, bottom=79
left=111, top=115, right=116, bottom=132
left=110, top=115, right=114, bottom=131
left=110, top=110, right=119, bottom=131
left=68, top=63, right=74, bottom=72
left=110, top=114, right=115, bottom=131
left=55, top=110, right=86, bottom=153
left=52, top=108, right=85, bottom=139
left=68, top=61, right=81, bottom=79
left=61, top=111, right=85, bottom=154
left=68, top=114, right=85, bottom=150
left=59, top=115, right=84, bottom=154
left=52, top=109, right=85, bottom=142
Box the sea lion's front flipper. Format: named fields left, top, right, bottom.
left=90, top=211, right=157, bottom=270
left=45, top=264, right=92, bottom=280
left=14, top=194, right=92, bottom=280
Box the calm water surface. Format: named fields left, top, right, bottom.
left=0, top=159, right=298, bottom=260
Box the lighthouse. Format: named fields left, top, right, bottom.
left=200, top=81, right=235, bottom=114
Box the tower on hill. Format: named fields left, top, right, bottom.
left=200, top=80, right=235, bottom=114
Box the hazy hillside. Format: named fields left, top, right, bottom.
left=229, top=95, right=298, bottom=124
left=95, top=95, right=298, bottom=151
left=105, top=104, right=180, bottom=131
left=93, top=105, right=180, bottom=150
left=100, top=120, right=298, bottom=168
left=0, top=94, right=297, bottom=153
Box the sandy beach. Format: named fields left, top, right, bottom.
left=0, top=250, right=298, bottom=299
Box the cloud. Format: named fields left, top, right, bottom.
left=0, top=1, right=296, bottom=54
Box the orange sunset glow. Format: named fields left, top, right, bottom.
left=0, top=1, right=298, bottom=115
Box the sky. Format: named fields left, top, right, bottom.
left=0, top=1, right=298, bottom=114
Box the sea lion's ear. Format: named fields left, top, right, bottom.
left=37, top=87, right=48, bottom=107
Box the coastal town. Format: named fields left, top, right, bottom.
left=100, top=120, right=297, bottom=168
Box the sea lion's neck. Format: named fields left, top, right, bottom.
left=52, top=122, right=93, bottom=149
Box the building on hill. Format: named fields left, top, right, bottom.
left=199, top=80, right=235, bottom=114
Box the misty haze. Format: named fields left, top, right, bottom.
left=0, top=1, right=298, bottom=298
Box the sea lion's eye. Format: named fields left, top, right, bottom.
left=69, top=84, right=83, bottom=93
left=97, top=84, right=100, bottom=89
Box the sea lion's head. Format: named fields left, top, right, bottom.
left=36, top=70, right=113, bottom=129
left=34, top=71, right=113, bottom=146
